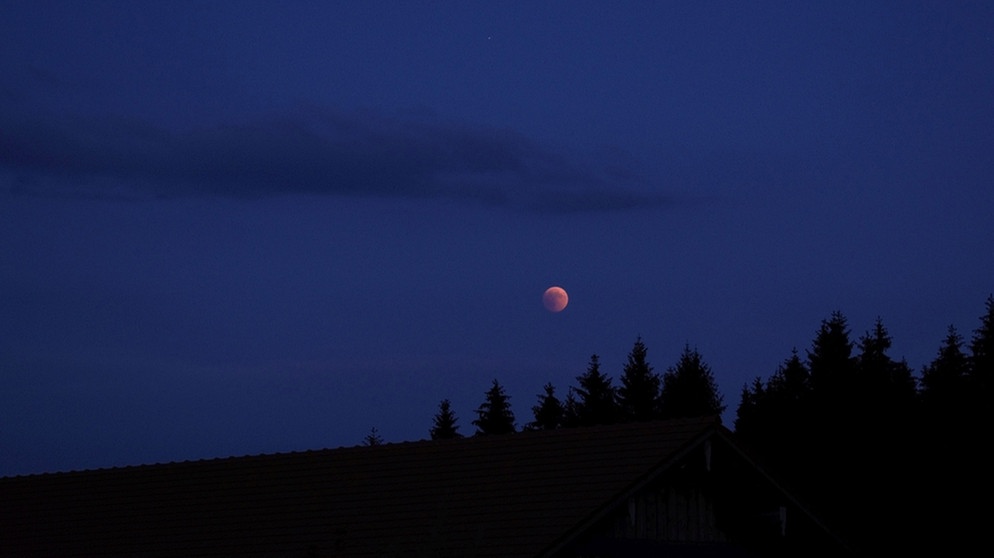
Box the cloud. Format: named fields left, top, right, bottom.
left=0, top=105, right=668, bottom=213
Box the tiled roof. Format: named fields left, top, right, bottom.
left=1, top=416, right=723, bottom=557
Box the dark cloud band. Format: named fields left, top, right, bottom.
left=0, top=107, right=667, bottom=213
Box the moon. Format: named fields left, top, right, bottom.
left=542, top=286, right=569, bottom=312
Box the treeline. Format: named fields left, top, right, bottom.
left=733, top=296, right=993, bottom=555
left=429, top=337, right=726, bottom=439
left=420, top=295, right=993, bottom=555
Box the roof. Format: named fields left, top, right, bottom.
left=0, top=416, right=833, bottom=557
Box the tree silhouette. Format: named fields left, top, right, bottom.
left=618, top=336, right=661, bottom=422
left=804, top=309, right=859, bottom=495
left=920, top=325, right=970, bottom=420
left=561, top=388, right=581, bottom=428
left=807, top=311, right=857, bottom=410
left=958, top=296, right=994, bottom=549
left=802, top=312, right=857, bottom=522
left=729, top=304, right=994, bottom=555
left=472, top=379, right=516, bottom=435
left=659, top=345, right=725, bottom=419
left=849, top=318, right=919, bottom=550
left=733, top=376, right=767, bottom=439
left=968, top=295, right=994, bottom=422
left=855, top=318, right=917, bottom=429
left=735, top=349, right=811, bottom=471
left=916, top=316, right=987, bottom=553
left=573, top=354, right=619, bottom=426
left=856, top=317, right=895, bottom=399
left=430, top=399, right=462, bottom=440
left=527, top=383, right=563, bottom=430
left=363, top=427, right=384, bottom=446
left=766, top=350, right=813, bottom=466
left=767, top=349, right=812, bottom=409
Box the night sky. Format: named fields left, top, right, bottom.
left=3, top=1, right=993, bottom=477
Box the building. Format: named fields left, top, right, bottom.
left=0, top=416, right=850, bottom=557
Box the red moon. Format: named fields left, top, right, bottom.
left=542, top=286, right=569, bottom=312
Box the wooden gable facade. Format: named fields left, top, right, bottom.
left=0, top=416, right=850, bottom=557
left=550, top=425, right=847, bottom=557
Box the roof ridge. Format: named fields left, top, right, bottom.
left=1, top=415, right=722, bottom=480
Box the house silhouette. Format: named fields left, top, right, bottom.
left=1, top=416, right=850, bottom=556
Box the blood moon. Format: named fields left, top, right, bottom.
left=542, top=286, right=569, bottom=312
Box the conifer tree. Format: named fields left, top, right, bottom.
left=850, top=318, right=918, bottom=544
left=968, top=295, right=994, bottom=413
left=527, top=383, right=563, bottom=430
left=959, top=296, right=994, bottom=545
left=917, top=322, right=982, bottom=553
left=733, top=377, right=766, bottom=437
left=767, top=349, right=811, bottom=407
left=920, top=325, right=970, bottom=419
left=561, top=388, right=581, bottom=428
left=735, top=351, right=812, bottom=484
left=573, top=354, right=619, bottom=426
left=618, top=336, right=661, bottom=422
left=472, top=379, right=516, bottom=435
left=659, top=345, right=725, bottom=419
left=363, top=427, right=384, bottom=446
left=856, top=318, right=917, bottom=420
left=803, top=313, right=858, bottom=502
left=807, top=311, right=857, bottom=409
left=857, top=317, right=893, bottom=395
left=753, top=350, right=811, bottom=440
left=430, top=399, right=462, bottom=440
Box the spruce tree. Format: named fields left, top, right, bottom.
left=363, top=427, right=384, bottom=446
left=958, top=295, right=994, bottom=550
left=472, top=379, right=516, bottom=435
left=803, top=313, right=857, bottom=505
left=767, top=349, right=811, bottom=408
left=856, top=318, right=894, bottom=400
left=739, top=351, right=812, bottom=485
left=733, top=377, right=766, bottom=438
left=561, top=388, right=581, bottom=428
left=430, top=399, right=462, bottom=440
left=807, top=311, right=857, bottom=409
left=856, top=318, right=917, bottom=421
left=659, top=345, right=725, bottom=419
left=527, top=383, right=563, bottom=430
left=618, top=336, right=661, bottom=422
left=968, top=295, right=994, bottom=416
left=918, top=322, right=982, bottom=553
left=920, top=325, right=970, bottom=420
left=573, top=354, right=619, bottom=426
left=761, top=350, right=812, bottom=442
left=851, top=318, right=918, bottom=548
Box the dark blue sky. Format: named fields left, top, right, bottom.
left=3, top=1, right=993, bottom=476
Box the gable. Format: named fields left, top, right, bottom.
left=548, top=432, right=850, bottom=557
